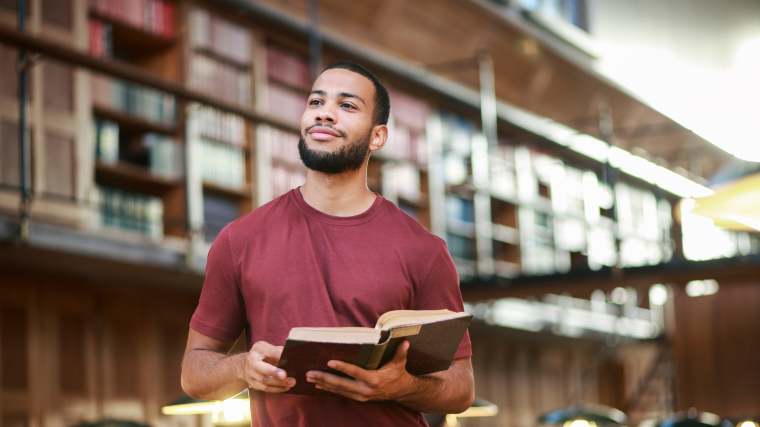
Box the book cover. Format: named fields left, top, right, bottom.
left=277, top=310, right=472, bottom=396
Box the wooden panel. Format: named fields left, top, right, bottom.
left=42, top=0, right=72, bottom=30
left=1, top=305, right=29, bottom=391
left=672, top=280, right=760, bottom=417
left=43, top=130, right=75, bottom=198
left=58, top=313, right=88, bottom=395
left=42, top=60, right=74, bottom=113
left=1, top=119, right=21, bottom=187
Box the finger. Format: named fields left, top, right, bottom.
left=252, top=372, right=296, bottom=388
left=251, top=382, right=293, bottom=394
left=314, top=382, right=369, bottom=402
left=252, top=341, right=284, bottom=364
left=389, top=340, right=410, bottom=365
left=394, top=340, right=410, bottom=358
left=326, top=360, right=373, bottom=382
left=252, top=358, right=288, bottom=380
left=306, top=370, right=372, bottom=396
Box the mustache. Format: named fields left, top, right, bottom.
left=305, top=124, right=346, bottom=137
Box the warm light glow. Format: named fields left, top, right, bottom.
left=454, top=402, right=499, bottom=418
left=680, top=198, right=745, bottom=261
left=737, top=421, right=759, bottom=427
left=563, top=419, right=599, bottom=427
left=161, top=401, right=221, bottom=416
left=685, top=279, right=720, bottom=297
left=649, top=284, right=668, bottom=306
left=692, top=172, right=760, bottom=232
left=212, top=398, right=251, bottom=425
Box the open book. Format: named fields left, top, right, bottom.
left=277, top=309, right=472, bottom=395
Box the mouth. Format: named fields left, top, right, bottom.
left=307, top=126, right=342, bottom=141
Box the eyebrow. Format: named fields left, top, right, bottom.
left=309, top=90, right=367, bottom=107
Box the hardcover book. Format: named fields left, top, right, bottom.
left=277, top=309, right=472, bottom=395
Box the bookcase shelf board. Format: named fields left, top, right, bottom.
left=190, top=45, right=251, bottom=70
left=89, top=10, right=176, bottom=54
left=202, top=181, right=251, bottom=200
left=93, top=105, right=177, bottom=135
left=95, top=161, right=181, bottom=196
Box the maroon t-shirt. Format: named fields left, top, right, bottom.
left=190, top=187, right=472, bottom=427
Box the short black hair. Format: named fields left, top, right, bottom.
left=321, top=61, right=390, bottom=126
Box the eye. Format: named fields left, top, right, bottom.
left=340, top=102, right=356, bottom=110
left=308, top=98, right=323, bottom=106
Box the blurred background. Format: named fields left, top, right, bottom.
left=0, top=0, right=759, bottom=426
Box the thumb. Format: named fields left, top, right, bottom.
left=392, top=340, right=410, bottom=363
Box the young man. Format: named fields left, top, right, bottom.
left=181, top=62, right=474, bottom=426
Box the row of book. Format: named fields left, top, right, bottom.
left=189, top=7, right=251, bottom=65
left=96, top=185, right=164, bottom=239
left=188, top=53, right=251, bottom=107
left=90, top=0, right=175, bottom=37
left=94, top=119, right=120, bottom=163
left=94, top=119, right=183, bottom=178
left=447, top=233, right=477, bottom=261
left=271, top=164, right=305, bottom=199
left=203, top=192, right=240, bottom=242
left=89, top=20, right=113, bottom=57
left=190, top=104, right=246, bottom=147
left=269, top=128, right=301, bottom=165
left=92, top=75, right=176, bottom=125
left=198, top=138, right=246, bottom=189
left=440, top=115, right=475, bottom=156
left=382, top=117, right=427, bottom=164
left=266, top=47, right=310, bottom=90
left=446, top=196, right=475, bottom=224
left=267, top=83, right=306, bottom=125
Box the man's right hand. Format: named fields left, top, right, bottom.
left=240, top=341, right=296, bottom=393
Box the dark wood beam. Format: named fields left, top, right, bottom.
left=461, top=255, right=760, bottom=300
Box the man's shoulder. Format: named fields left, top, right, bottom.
left=381, top=198, right=447, bottom=254
left=221, top=190, right=296, bottom=244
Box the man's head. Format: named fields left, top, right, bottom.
left=298, top=61, right=390, bottom=174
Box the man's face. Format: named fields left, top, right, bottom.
left=298, top=68, right=379, bottom=174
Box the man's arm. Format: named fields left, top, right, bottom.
left=181, top=328, right=296, bottom=400
left=305, top=340, right=475, bottom=413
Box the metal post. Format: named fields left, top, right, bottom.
left=17, top=0, right=30, bottom=241
left=599, top=105, right=621, bottom=271
left=308, top=0, right=322, bottom=80
left=478, top=52, right=498, bottom=147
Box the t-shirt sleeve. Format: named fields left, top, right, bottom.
left=189, top=225, right=246, bottom=342
left=413, top=238, right=472, bottom=360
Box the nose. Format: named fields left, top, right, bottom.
left=315, top=104, right=336, bottom=124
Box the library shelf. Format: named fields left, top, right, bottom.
left=202, top=181, right=252, bottom=200
left=89, top=10, right=176, bottom=54
left=191, top=45, right=252, bottom=71
left=95, top=161, right=182, bottom=196
left=93, top=104, right=177, bottom=136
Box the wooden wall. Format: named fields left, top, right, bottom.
left=671, top=280, right=760, bottom=417
left=461, top=323, right=662, bottom=427
left=0, top=272, right=201, bottom=427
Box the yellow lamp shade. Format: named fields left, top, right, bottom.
left=692, top=172, right=760, bottom=231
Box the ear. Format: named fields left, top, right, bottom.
left=368, top=124, right=388, bottom=153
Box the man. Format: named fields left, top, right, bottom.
left=181, top=61, right=474, bottom=426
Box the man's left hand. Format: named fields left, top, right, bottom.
left=305, top=340, right=415, bottom=402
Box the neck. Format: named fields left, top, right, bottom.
left=299, top=160, right=377, bottom=217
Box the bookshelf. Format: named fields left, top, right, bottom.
left=0, top=1, right=86, bottom=227
left=86, top=0, right=186, bottom=239
left=184, top=5, right=256, bottom=243
left=0, top=0, right=681, bottom=279
left=262, top=44, right=308, bottom=201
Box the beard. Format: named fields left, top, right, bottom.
left=298, top=131, right=371, bottom=174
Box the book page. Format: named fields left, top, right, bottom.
left=377, top=309, right=468, bottom=330
left=287, top=326, right=381, bottom=344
